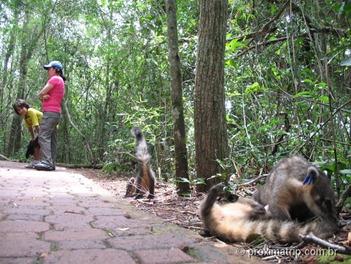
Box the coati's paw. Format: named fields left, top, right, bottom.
left=199, top=228, right=212, bottom=237
left=225, top=192, right=239, bottom=202
left=249, top=203, right=267, bottom=219
left=147, top=194, right=155, bottom=199
left=134, top=194, right=144, bottom=199
left=210, top=183, right=238, bottom=201
left=210, top=183, right=226, bottom=195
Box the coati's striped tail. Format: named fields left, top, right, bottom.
left=206, top=216, right=321, bottom=243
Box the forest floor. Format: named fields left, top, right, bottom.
left=77, top=168, right=351, bottom=263
left=76, top=168, right=205, bottom=232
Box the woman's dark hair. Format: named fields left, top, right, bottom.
left=13, top=99, right=30, bottom=115
left=53, top=68, right=66, bottom=81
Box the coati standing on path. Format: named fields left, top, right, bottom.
left=125, top=127, right=156, bottom=199
left=253, top=156, right=338, bottom=232
left=200, top=183, right=335, bottom=243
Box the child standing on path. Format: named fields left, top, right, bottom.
left=13, top=99, right=42, bottom=168
left=34, top=60, right=65, bottom=171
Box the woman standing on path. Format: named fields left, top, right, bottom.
left=34, top=61, right=65, bottom=171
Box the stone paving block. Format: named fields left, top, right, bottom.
left=44, top=229, right=108, bottom=241
left=20, top=191, right=50, bottom=197
left=0, top=239, right=50, bottom=257
left=92, top=215, right=161, bottom=230
left=45, top=214, right=93, bottom=230
left=0, top=220, right=49, bottom=232
left=70, top=190, right=99, bottom=198
left=77, top=197, right=116, bottom=208
left=48, top=196, right=80, bottom=206
left=22, top=218, right=39, bottom=225
left=108, top=223, right=192, bottom=238
left=1, top=232, right=38, bottom=240
left=46, top=188, right=72, bottom=195
left=44, top=249, right=136, bottom=264
left=85, top=207, right=124, bottom=216
left=134, top=248, right=194, bottom=264
left=47, top=205, right=86, bottom=215
left=0, top=191, right=20, bottom=198
left=13, top=199, right=49, bottom=206
left=109, top=225, right=155, bottom=237
left=108, top=233, right=196, bottom=251
left=0, top=257, right=35, bottom=264
left=4, top=206, right=50, bottom=216
left=187, top=242, right=264, bottom=264
left=56, top=240, right=107, bottom=250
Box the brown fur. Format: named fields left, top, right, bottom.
left=254, top=156, right=338, bottom=231
left=200, top=183, right=335, bottom=243
left=125, top=177, right=136, bottom=197
left=125, top=127, right=155, bottom=199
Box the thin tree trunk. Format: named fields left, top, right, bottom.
left=0, top=10, right=18, bottom=120
left=0, top=14, right=18, bottom=154
left=6, top=5, right=49, bottom=156
left=6, top=9, right=31, bottom=156
left=166, top=0, right=190, bottom=195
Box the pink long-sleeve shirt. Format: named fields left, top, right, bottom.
left=42, top=76, right=65, bottom=113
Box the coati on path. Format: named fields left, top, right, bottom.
left=253, top=155, right=338, bottom=231
left=25, top=137, right=40, bottom=159
left=125, top=127, right=156, bottom=199
left=200, top=183, right=335, bottom=243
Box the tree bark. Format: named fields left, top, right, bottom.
left=0, top=9, right=18, bottom=120
left=166, top=0, right=190, bottom=195
left=194, top=0, right=229, bottom=192
left=6, top=5, right=48, bottom=156
left=6, top=9, right=31, bottom=156
left=0, top=8, right=18, bottom=154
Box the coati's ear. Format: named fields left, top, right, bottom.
left=303, top=167, right=318, bottom=185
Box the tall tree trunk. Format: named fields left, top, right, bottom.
left=6, top=9, right=31, bottom=156
left=194, top=0, right=229, bottom=192
left=0, top=9, right=18, bottom=119
left=166, top=0, right=190, bottom=195
left=97, top=5, right=114, bottom=160
left=60, top=66, right=71, bottom=164
left=6, top=6, right=48, bottom=156
left=0, top=13, right=18, bottom=154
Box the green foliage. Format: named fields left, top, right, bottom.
left=218, top=1, right=351, bottom=204
left=102, top=161, right=129, bottom=175
left=244, top=82, right=265, bottom=95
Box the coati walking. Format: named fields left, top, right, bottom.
left=253, top=155, right=338, bottom=231
left=125, top=127, right=156, bottom=199
left=200, top=183, right=335, bottom=243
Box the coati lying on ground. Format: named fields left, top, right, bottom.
left=200, top=183, right=336, bottom=243
left=253, top=155, right=338, bottom=232
left=125, top=127, right=155, bottom=199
